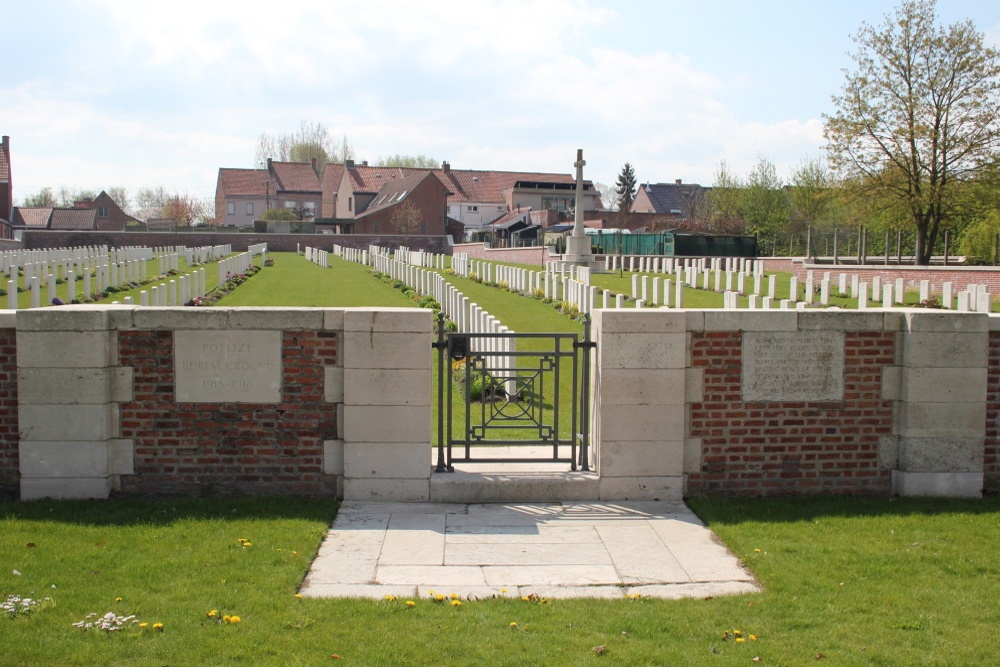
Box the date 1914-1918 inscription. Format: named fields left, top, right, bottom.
left=175, top=331, right=282, bottom=403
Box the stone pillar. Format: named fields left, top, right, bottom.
left=895, top=312, right=987, bottom=497
left=590, top=309, right=687, bottom=500
left=341, top=309, right=432, bottom=501
left=17, top=306, right=134, bottom=499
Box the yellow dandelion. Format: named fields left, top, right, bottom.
left=384, top=594, right=397, bottom=602
left=222, top=615, right=231, bottom=623
left=114, top=597, right=123, bottom=602
left=754, top=548, right=761, bottom=553
left=734, top=630, right=742, bottom=637
left=434, top=593, right=445, bottom=602
left=207, top=610, right=219, bottom=618
left=509, top=622, right=518, bottom=628
left=229, top=615, right=241, bottom=624
left=449, top=593, right=460, bottom=600
left=294, top=593, right=303, bottom=599
left=152, top=623, right=164, bottom=631
left=291, top=550, right=297, bottom=556
left=499, top=588, right=507, bottom=594
left=521, top=596, right=530, bottom=602
left=749, top=634, right=758, bottom=641
left=428, top=589, right=435, bottom=595
left=450, top=600, right=462, bottom=607
left=139, top=622, right=148, bottom=628
left=736, top=637, right=746, bottom=643
left=405, top=600, right=416, bottom=607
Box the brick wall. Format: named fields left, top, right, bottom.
left=986, top=331, right=1000, bottom=495
left=762, top=257, right=1000, bottom=295
left=117, top=329, right=339, bottom=496
left=21, top=230, right=452, bottom=255
left=687, top=330, right=895, bottom=496
left=454, top=242, right=551, bottom=267
left=0, top=329, right=17, bottom=497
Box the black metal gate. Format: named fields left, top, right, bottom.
left=433, top=313, right=594, bottom=472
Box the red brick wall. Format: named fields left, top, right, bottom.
left=986, top=332, right=1000, bottom=495
left=454, top=242, right=551, bottom=267
left=21, top=230, right=453, bottom=255
left=0, top=330, right=17, bottom=497
left=687, top=330, right=895, bottom=496
left=762, top=258, right=1000, bottom=295
left=118, top=330, right=339, bottom=496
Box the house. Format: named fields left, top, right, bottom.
left=215, top=159, right=322, bottom=227
left=0, top=136, right=12, bottom=239
left=71, top=191, right=139, bottom=231
left=352, top=171, right=450, bottom=236
left=321, top=159, right=602, bottom=239
left=631, top=180, right=711, bottom=221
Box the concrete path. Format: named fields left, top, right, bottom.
left=300, top=501, right=760, bottom=600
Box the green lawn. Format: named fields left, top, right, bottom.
left=1, top=496, right=997, bottom=665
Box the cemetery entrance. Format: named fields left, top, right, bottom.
left=433, top=314, right=594, bottom=472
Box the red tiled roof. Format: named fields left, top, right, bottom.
left=218, top=168, right=272, bottom=197
left=12, top=207, right=52, bottom=227
left=270, top=161, right=320, bottom=192
left=49, top=208, right=96, bottom=230
left=340, top=164, right=584, bottom=205
left=358, top=172, right=437, bottom=218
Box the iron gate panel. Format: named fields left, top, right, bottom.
left=433, top=314, right=593, bottom=472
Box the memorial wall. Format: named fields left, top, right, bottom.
left=1, top=306, right=997, bottom=501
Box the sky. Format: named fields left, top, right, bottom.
left=3, top=0, right=999, bottom=206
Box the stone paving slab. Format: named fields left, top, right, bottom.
left=299, top=500, right=761, bottom=600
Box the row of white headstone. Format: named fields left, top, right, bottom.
left=605, top=254, right=765, bottom=277
left=335, top=245, right=516, bottom=383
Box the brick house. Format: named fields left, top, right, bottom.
left=353, top=171, right=450, bottom=235
left=0, top=136, right=12, bottom=239
left=631, top=180, right=711, bottom=228
left=321, top=159, right=601, bottom=239
left=71, top=191, right=139, bottom=231
left=215, top=159, right=322, bottom=228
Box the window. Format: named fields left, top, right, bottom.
left=246, top=202, right=254, bottom=215
left=349, top=197, right=353, bottom=212
left=97, top=206, right=110, bottom=218
left=227, top=202, right=236, bottom=215
left=284, top=200, right=296, bottom=209
left=304, top=202, right=316, bottom=217
left=467, top=205, right=478, bottom=212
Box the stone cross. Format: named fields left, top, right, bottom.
left=573, top=148, right=586, bottom=237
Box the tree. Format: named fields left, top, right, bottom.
left=377, top=154, right=438, bottom=168
left=262, top=208, right=299, bottom=222
left=592, top=182, right=617, bottom=211
left=134, top=186, right=170, bottom=221
left=254, top=121, right=354, bottom=171
left=824, top=0, right=1000, bottom=264
left=392, top=201, right=422, bottom=235
left=742, top=155, right=789, bottom=237
left=788, top=158, right=833, bottom=232
left=106, top=186, right=130, bottom=215
left=161, top=194, right=205, bottom=227
left=708, top=160, right=745, bottom=232
left=20, top=187, right=58, bottom=207
left=614, top=162, right=637, bottom=229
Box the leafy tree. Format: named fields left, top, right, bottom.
left=789, top=158, right=833, bottom=231
left=614, top=162, right=637, bottom=228
left=824, top=0, right=1000, bottom=264
left=742, top=156, right=789, bottom=237
left=161, top=194, right=205, bottom=227
left=377, top=154, right=438, bottom=169
left=262, top=208, right=299, bottom=222
left=20, top=187, right=58, bottom=207
left=708, top=160, right=745, bottom=232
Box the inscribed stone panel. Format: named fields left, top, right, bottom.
left=742, top=331, right=844, bottom=402
left=175, top=330, right=281, bottom=403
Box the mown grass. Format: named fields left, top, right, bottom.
left=2, top=496, right=998, bottom=665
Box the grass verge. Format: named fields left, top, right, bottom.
left=1, top=496, right=997, bottom=664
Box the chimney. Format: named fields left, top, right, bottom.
left=362, top=160, right=368, bottom=167
left=675, top=179, right=682, bottom=185
left=345, top=159, right=355, bottom=169
left=310, top=157, right=317, bottom=172
left=442, top=161, right=451, bottom=173
left=267, top=157, right=273, bottom=173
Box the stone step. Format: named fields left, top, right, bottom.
left=430, top=446, right=598, bottom=503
